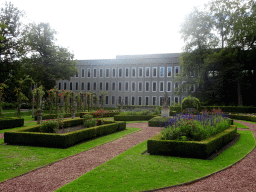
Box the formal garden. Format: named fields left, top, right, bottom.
left=0, top=88, right=256, bottom=191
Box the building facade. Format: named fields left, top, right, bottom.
left=56, top=53, right=196, bottom=108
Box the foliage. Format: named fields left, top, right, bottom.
left=83, top=114, right=97, bottom=128
left=39, top=120, right=59, bottom=133
left=119, top=108, right=160, bottom=116
left=182, top=96, right=200, bottom=110
left=93, top=109, right=109, bottom=118
left=0, top=83, right=8, bottom=117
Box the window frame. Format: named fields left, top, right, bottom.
left=131, top=67, right=136, bottom=78
left=152, top=81, right=157, bottom=92
left=167, top=66, right=172, bottom=77
left=167, top=81, right=172, bottom=92
left=118, top=82, right=122, bottom=92
left=145, top=96, right=149, bottom=106
left=99, top=68, right=103, bottom=78
left=159, top=67, right=164, bottom=77
left=152, top=67, right=157, bottom=77
left=138, top=67, right=143, bottom=77
left=112, top=68, right=116, bottom=78
left=112, top=82, right=116, bottom=91
left=145, top=81, right=150, bottom=92
left=105, top=68, right=110, bottom=78
left=87, top=68, right=91, bottom=78
left=131, top=81, right=136, bottom=92
left=81, top=68, right=85, bottom=78
left=159, top=81, right=164, bottom=92
left=125, top=67, right=129, bottom=78
left=145, top=67, right=150, bottom=77
left=138, top=81, right=143, bottom=92
left=118, top=68, right=123, bottom=78
left=152, top=96, right=156, bottom=106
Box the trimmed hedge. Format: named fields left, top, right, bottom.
left=147, top=125, right=237, bottom=159
left=228, top=114, right=256, bottom=122
left=80, top=112, right=120, bottom=118
left=114, top=115, right=156, bottom=121
left=4, top=119, right=126, bottom=148
left=0, top=117, right=24, bottom=130
left=35, top=113, right=80, bottom=120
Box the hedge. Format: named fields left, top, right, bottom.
left=228, top=114, right=256, bottom=122
left=147, top=125, right=237, bottom=159
left=114, top=115, right=156, bottom=121
left=4, top=119, right=126, bottom=148
left=34, top=113, right=80, bottom=120
left=0, top=117, right=24, bottom=130
left=80, top=112, right=120, bottom=118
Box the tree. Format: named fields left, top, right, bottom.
left=22, top=22, right=78, bottom=90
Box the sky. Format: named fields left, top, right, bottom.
left=5, top=0, right=211, bottom=60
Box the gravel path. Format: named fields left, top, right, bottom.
left=0, top=121, right=255, bottom=192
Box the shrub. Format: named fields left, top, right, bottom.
left=182, top=96, right=200, bottom=110
left=83, top=114, right=97, bottom=128
left=40, top=120, right=59, bottom=133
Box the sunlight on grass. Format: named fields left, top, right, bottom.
left=233, top=122, right=249, bottom=129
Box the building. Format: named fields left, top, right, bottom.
left=56, top=53, right=197, bottom=108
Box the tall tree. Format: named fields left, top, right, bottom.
left=22, top=22, right=78, bottom=90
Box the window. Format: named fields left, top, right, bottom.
left=87, top=82, right=90, bottom=90
left=159, top=97, right=164, bottom=106
left=182, top=81, right=186, bottom=92
left=138, top=67, right=143, bottom=77
left=93, top=82, right=96, bottom=90
left=112, top=96, right=115, bottom=105
left=81, top=82, right=84, bottom=90
left=106, top=82, right=109, bottom=91
left=64, top=82, right=66, bottom=90
left=125, top=82, right=129, bottom=92
left=174, top=82, right=179, bottom=92
left=99, top=68, right=103, bottom=78
left=132, top=67, right=136, bottom=77
left=118, top=68, right=122, bottom=78
left=191, top=85, right=195, bottom=92
left=58, top=82, right=61, bottom=90
left=160, top=67, right=164, bottom=77
left=131, top=82, right=136, bottom=92
left=112, top=82, right=116, bottom=91
left=81, top=69, right=85, bottom=77
left=145, top=81, right=150, bottom=92
left=138, top=96, right=142, bottom=105
left=132, top=96, right=135, bottom=105
left=105, top=96, right=108, bottom=105
left=118, top=96, right=122, bottom=104
left=167, top=67, right=172, bottom=77
left=159, top=81, right=164, bottom=92
left=138, top=82, right=142, bottom=92
left=100, top=82, right=103, bottom=90
left=70, top=82, right=72, bottom=90
left=76, top=82, right=78, bottom=90
left=125, top=96, right=128, bottom=105
left=87, top=69, right=91, bottom=78
left=167, top=81, right=172, bottom=92
left=93, top=68, right=97, bottom=78
left=152, top=82, right=157, bottom=92
left=175, top=96, right=179, bottom=104
left=152, top=96, right=156, bottom=106
left=152, top=67, right=157, bottom=77
left=168, top=96, right=171, bottom=106
left=174, top=66, right=179, bottom=76
left=75, top=73, right=78, bottom=78
left=125, top=67, right=129, bottom=77
left=145, top=67, right=150, bottom=77
left=112, top=68, right=116, bottom=77
left=118, top=82, right=122, bottom=91
left=145, top=96, right=149, bottom=106
left=106, top=68, right=110, bottom=78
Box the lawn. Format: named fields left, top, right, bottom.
left=233, top=122, right=249, bottom=129
left=56, top=130, right=255, bottom=192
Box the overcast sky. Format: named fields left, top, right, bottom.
left=6, top=0, right=211, bottom=60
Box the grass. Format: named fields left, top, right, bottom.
left=233, top=122, right=249, bottom=129
left=0, top=127, right=141, bottom=183
left=56, top=130, right=256, bottom=192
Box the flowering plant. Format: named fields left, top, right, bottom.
left=83, top=114, right=97, bottom=128
left=40, top=120, right=59, bottom=133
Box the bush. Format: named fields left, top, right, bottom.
left=83, top=114, right=97, bottom=128
left=182, top=96, right=200, bottom=110
left=114, top=115, right=156, bottom=121
left=39, top=120, right=59, bottom=133
left=0, top=117, right=24, bottom=130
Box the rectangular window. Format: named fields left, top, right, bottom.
left=64, top=82, right=66, bottom=90
left=168, top=96, right=171, bottom=106
left=93, top=68, right=97, bottom=78
left=132, top=96, right=135, bottom=105
left=159, top=81, right=164, bottom=92
left=145, top=67, right=150, bottom=77
left=75, top=73, right=78, bottom=78
left=160, top=67, right=164, bottom=77
left=82, top=69, right=85, bottom=77
left=112, top=82, right=116, bottom=91
left=131, top=82, right=136, bottom=92
left=87, top=69, right=91, bottom=78
left=106, top=82, right=109, bottom=91
left=174, top=66, right=179, bottom=76
left=167, top=81, right=172, bottom=92
left=145, top=96, right=149, bottom=106
left=76, top=82, right=78, bottom=90
left=93, top=82, right=96, bottom=90
left=152, top=96, right=156, bottom=106
left=105, top=96, right=108, bottom=105
left=99, top=68, right=103, bottom=78
left=100, top=82, right=103, bottom=90
left=191, top=85, right=195, bottom=92
left=87, top=82, right=90, bottom=91
left=112, top=68, right=116, bottom=77
left=145, top=81, right=150, bottom=92
left=125, top=96, right=128, bottom=105
left=182, top=81, right=186, bottom=92
left=138, top=67, right=143, bottom=77
left=138, top=82, right=142, bottom=92
left=70, top=82, right=72, bottom=90
left=125, top=67, right=129, bottom=77
left=174, top=82, right=179, bottom=92
left=159, top=97, right=164, bottom=106
left=167, top=67, right=172, bottom=77
left=58, top=82, right=61, bottom=90
left=118, top=96, right=122, bottom=104
left=138, top=96, right=142, bottom=105
left=81, top=82, right=84, bottom=90
left=132, top=67, right=136, bottom=77
left=106, top=68, right=110, bottom=78
left=175, top=96, right=179, bottom=104
left=118, top=82, right=122, bottom=91
left=152, top=67, right=157, bottom=77
left=152, top=82, right=157, bottom=92
left=112, top=96, right=115, bottom=105
left=118, top=68, right=122, bottom=78
left=125, top=82, right=129, bottom=92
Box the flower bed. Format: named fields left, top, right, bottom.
left=4, top=118, right=126, bottom=148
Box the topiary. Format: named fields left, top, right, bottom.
left=182, top=96, right=200, bottom=110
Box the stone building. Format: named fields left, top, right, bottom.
left=56, top=53, right=196, bottom=108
